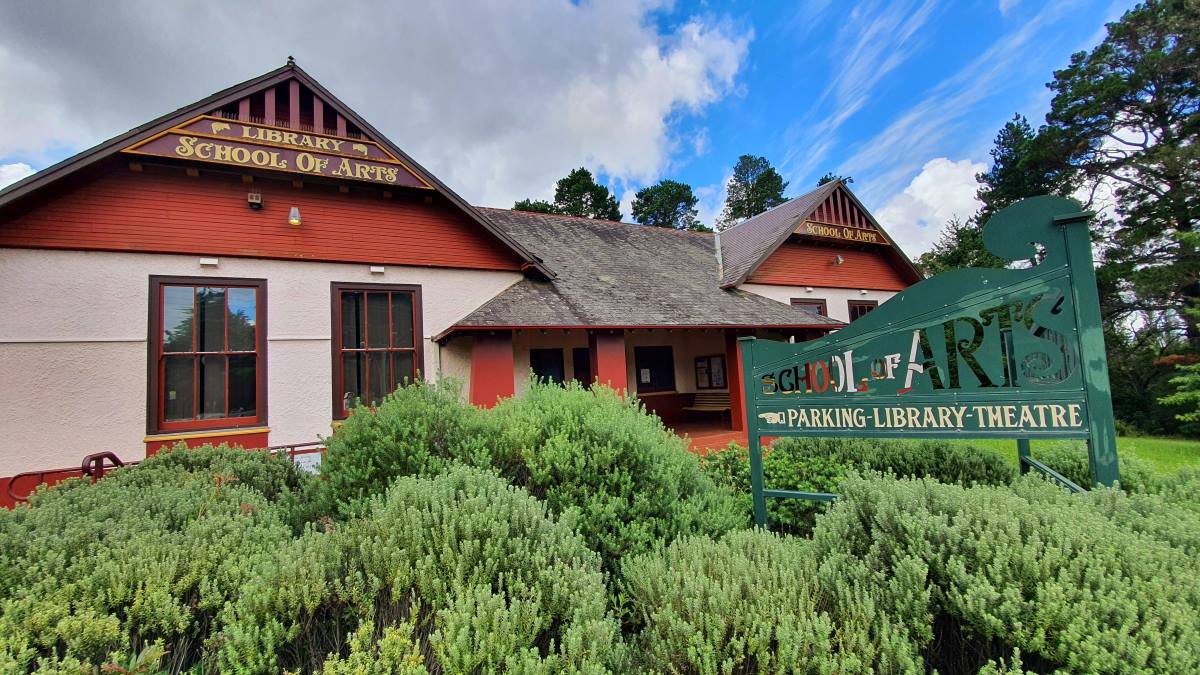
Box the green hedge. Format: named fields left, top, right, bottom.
left=216, top=465, right=619, bottom=673
left=621, top=529, right=923, bottom=673
left=0, top=445, right=315, bottom=673
left=810, top=473, right=1200, bottom=673
left=702, top=437, right=1015, bottom=532
left=1029, top=441, right=1159, bottom=492
left=320, top=380, right=743, bottom=571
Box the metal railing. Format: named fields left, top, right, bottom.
left=5, top=442, right=325, bottom=506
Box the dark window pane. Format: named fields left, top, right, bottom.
left=393, top=351, right=415, bottom=388
left=197, top=288, right=226, bottom=352
left=391, top=293, right=414, bottom=348
left=227, top=287, right=257, bottom=351
left=228, top=355, right=257, bottom=418
left=367, top=293, right=389, bottom=348
left=572, top=348, right=591, bottom=388
left=530, top=348, right=565, bottom=384
left=341, top=292, right=365, bottom=349
left=367, top=351, right=390, bottom=404
left=633, top=346, right=675, bottom=392
left=164, top=357, right=195, bottom=420
left=341, top=352, right=365, bottom=411
left=162, top=286, right=194, bottom=352
left=199, top=355, right=226, bottom=418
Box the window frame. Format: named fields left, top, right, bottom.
left=694, top=354, right=727, bottom=390
left=847, top=299, right=879, bottom=321
left=790, top=298, right=828, bottom=316
left=330, top=282, right=424, bottom=419
left=146, top=275, right=268, bottom=435
left=633, top=345, right=676, bottom=393
left=530, top=347, right=566, bottom=384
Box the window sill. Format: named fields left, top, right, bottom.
left=143, top=426, right=270, bottom=443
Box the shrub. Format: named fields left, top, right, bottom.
left=1031, top=441, right=1158, bottom=492
left=488, top=380, right=745, bottom=570
left=318, top=380, right=496, bottom=515
left=702, top=437, right=1015, bottom=532
left=215, top=465, right=619, bottom=673
left=0, top=444, right=315, bottom=673
left=811, top=473, right=1200, bottom=673
left=620, top=529, right=924, bottom=673
left=322, top=380, right=744, bottom=571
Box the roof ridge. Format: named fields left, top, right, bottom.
left=720, top=180, right=838, bottom=234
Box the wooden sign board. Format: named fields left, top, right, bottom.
left=796, top=220, right=886, bottom=245
left=122, top=116, right=432, bottom=189
left=740, top=196, right=1120, bottom=528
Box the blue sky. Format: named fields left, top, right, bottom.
left=0, top=0, right=1131, bottom=254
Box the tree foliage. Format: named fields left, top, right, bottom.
left=718, top=154, right=789, bottom=230
left=630, top=179, right=707, bottom=231
left=513, top=167, right=622, bottom=220
left=817, top=172, right=853, bottom=186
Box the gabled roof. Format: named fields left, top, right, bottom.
left=437, top=208, right=842, bottom=339
left=0, top=59, right=554, bottom=280
left=718, top=180, right=921, bottom=288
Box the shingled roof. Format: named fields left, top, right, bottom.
left=439, top=208, right=843, bottom=338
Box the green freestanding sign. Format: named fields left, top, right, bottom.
left=739, top=196, right=1119, bottom=528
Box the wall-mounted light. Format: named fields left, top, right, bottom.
left=805, top=286, right=814, bottom=293
left=859, top=289, right=869, bottom=295
left=247, top=191, right=263, bottom=209
left=288, top=206, right=302, bottom=227
left=199, top=257, right=219, bottom=267
left=833, top=255, right=845, bottom=265
left=369, top=266, right=385, bottom=275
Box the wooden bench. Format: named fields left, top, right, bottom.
left=682, top=391, right=731, bottom=420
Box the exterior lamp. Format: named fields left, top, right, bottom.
left=288, top=206, right=302, bottom=227
left=833, top=255, right=845, bottom=265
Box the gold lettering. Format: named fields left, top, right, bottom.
left=281, top=132, right=298, bottom=147
left=213, top=144, right=232, bottom=162
left=174, top=136, right=198, bottom=157
left=1068, top=404, right=1083, bottom=427
left=231, top=147, right=250, bottom=164
left=194, top=142, right=213, bottom=159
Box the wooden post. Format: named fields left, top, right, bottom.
left=469, top=332, right=514, bottom=408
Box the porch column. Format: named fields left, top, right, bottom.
left=588, top=330, right=628, bottom=393
left=470, top=331, right=514, bottom=408
left=726, top=330, right=747, bottom=432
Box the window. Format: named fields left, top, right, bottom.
left=530, top=348, right=565, bottom=384
left=633, top=346, right=675, bottom=392
left=148, top=276, right=266, bottom=433
left=790, top=298, right=828, bottom=316
left=332, top=283, right=423, bottom=418
left=848, top=300, right=878, bottom=321
left=695, top=355, right=727, bottom=390
left=572, top=347, right=592, bottom=387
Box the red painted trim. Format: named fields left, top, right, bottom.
left=726, top=331, right=746, bottom=432
left=589, top=330, right=628, bottom=393
left=264, top=87, right=276, bottom=125
left=288, top=79, right=301, bottom=129
left=145, top=430, right=270, bottom=456
left=238, top=97, right=250, bottom=120
left=313, top=97, right=325, bottom=132
left=748, top=241, right=909, bottom=290
left=470, top=331, right=514, bottom=407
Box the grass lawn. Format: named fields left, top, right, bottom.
left=958, top=436, right=1200, bottom=476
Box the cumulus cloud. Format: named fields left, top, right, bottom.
left=0, top=162, right=34, bottom=190
left=875, top=157, right=984, bottom=256
left=0, top=1, right=749, bottom=207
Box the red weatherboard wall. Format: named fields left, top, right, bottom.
left=0, top=163, right=524, bottom=271
left=470, top=332, right=515, bottom=407
left=748, top=241, right=908, bottom=290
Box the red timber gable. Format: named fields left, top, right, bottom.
left=727, top=182, right=922, bottom=290
left=0, top=59, right=550, bottom=276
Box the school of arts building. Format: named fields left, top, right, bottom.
left=0, top=61, right=921, bottom=499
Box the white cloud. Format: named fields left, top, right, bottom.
left=875, top=157, right=985, bottom=256
left=999, top=0, right=1021, bottom=15
left=0, top=1, right=750, bottom=207
left=695, top=170, right=732, bottom=231
left=0, top=162, right=34, bottom=189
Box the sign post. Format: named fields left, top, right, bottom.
left=740, top=196, right=1119, bottom=528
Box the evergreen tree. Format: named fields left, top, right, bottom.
left=717, top=155, right=789, bottom=230
left=817, top=173, right=853, bottom=186
left=631, top=180, right=707, bottom=231
left=513, top=198, right=557, bottom=214
left=553, top=167, right=622, bottom=220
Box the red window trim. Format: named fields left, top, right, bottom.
left=330, top=282, right=425, bottom=419
left=146, top=276, right=268, bottom=434
left=847, top=299, right=879, bottom=321
left=790, top=298, right=828, bottom=316
left=694, top=354, right=727, bottom=390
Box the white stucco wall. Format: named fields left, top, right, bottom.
left=741, top=283, right=898, bottom=323
left=0, top=247, right=520, bottom=475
